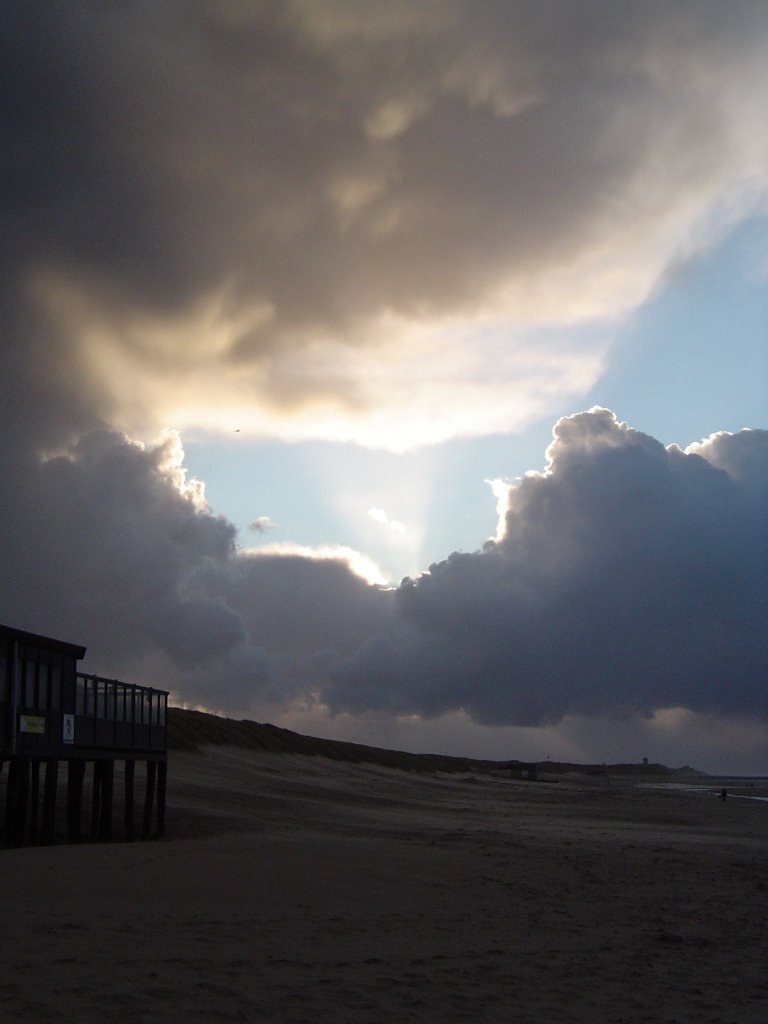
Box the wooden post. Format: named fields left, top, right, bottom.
left=18, top=759, right=30, bottom=846
left=124, top=760, right=135, bottom=842
left=142, top=759, right=157, bottom=838
left=156, top=760, right=167, bottom=838
left=6, top=758, right=30, bottom=847
left=90, top=761, right=102, bottom=838
left=99, top=759, right=114, bottom=841
left=29, top=760, right=41, bottom=843
left=42, top=758, right=59, bottom=845
left=67, top=758, right=86, bottom=842
left=4, top=758, right=21, bottom=845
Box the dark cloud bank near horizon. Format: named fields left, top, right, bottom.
left=324, top=411, right=767, bottom=727
left=1, top=410, right=765, bottom=737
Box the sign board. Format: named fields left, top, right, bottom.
left=62, top=714, right=75, bottom=744
left=19, top=714, right=46, bottom=735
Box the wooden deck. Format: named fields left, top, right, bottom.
left=1, top=624, right=167, bottom=846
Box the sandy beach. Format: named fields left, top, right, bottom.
left=1, top=747, right=766, bottom=1023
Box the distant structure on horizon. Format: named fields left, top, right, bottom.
left=0, top=623, right=167, bottom=847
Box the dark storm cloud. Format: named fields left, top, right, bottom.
left=197, top=551, right=393, bottom=661
left=1, top=1, right=766, bottom=438
left=0, top=430, right=238, bottom=666
left=324, top=411, right=767, bottom=724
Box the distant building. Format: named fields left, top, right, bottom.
left=1, top=623, right=167, bottom=846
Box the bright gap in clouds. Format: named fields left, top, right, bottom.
left=584, top=216, right=768, bottom=446
left=184, top=215, right=767, bottom=584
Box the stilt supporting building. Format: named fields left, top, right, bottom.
left=1, top=624, right=168, bottom=846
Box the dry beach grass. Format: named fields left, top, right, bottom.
left=1, top=728, right=766, bottom=1023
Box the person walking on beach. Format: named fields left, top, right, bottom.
left=719, top=788, right=728, bottom=802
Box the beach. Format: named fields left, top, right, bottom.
left=1, top=747, right=766, bottom=1023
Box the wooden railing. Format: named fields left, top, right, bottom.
left=72, top=673, right=167, bottom=753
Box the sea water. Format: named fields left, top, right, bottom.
left=639, top=779, right=768, bottom=803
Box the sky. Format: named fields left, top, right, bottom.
left=1, top=1, right=766, bottom=773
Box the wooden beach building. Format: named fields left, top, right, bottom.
left=0, top=624, right=168, bottom=846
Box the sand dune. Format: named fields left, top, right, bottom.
left=1, top=746, right=766, bottom=1023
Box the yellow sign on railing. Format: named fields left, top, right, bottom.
left=19, top=714, right=46, bottom=735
